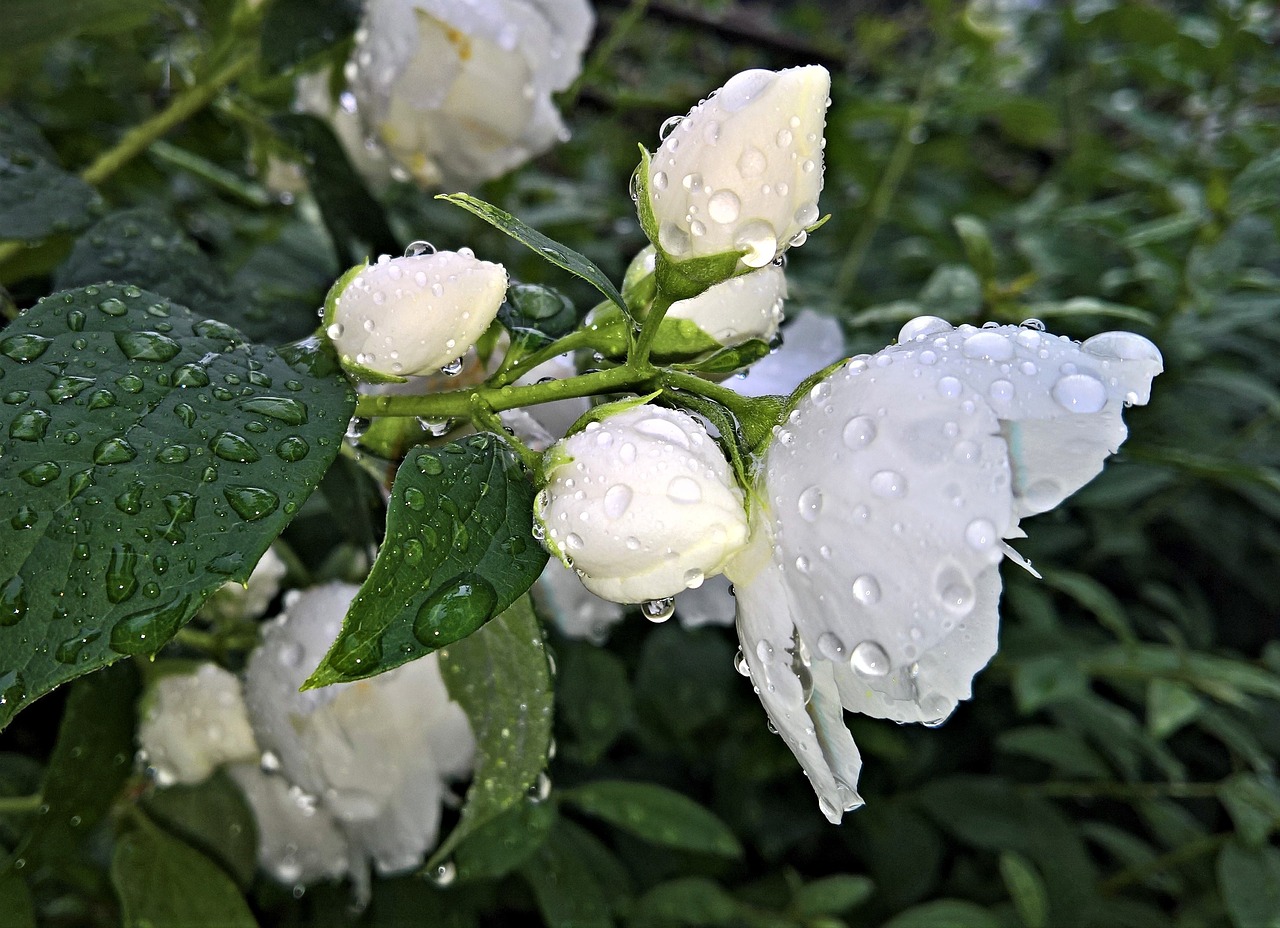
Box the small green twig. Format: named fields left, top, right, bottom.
left=0, top=793, right=43, bottom=815
left=1099, top=832, right=1230, bottom=896
left=562, top=0, right=652, bottom=109
left=468, top=394, right=542, bottom=473
left=492, top=325, right=617, bottom=388
left=631, top=291, right=674, bottom=368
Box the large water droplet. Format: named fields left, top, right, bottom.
left=842, top=416, right=877, bottom=450
left=173, top=364, right=210, bottom=388
left=870, top=470, right=906, bottom=498
left=224, top=487, right=280, bottom=522
left=965, top=518, right=997, bottom=552
left=936, top=564, right=975, bottom=616
left=413, top=576, right=498, bottom=645
left=106, top=543, right=139, bottom=604
left=110, top=596, right=191, bottom=655
left=0, top=334, right=52, bottom=362
left=19, top=462, right=60, bottom=487
left=667, top=476, right=702, bottom=503
left=735, top=220, right=778, bottom=268
left=852, top=575, right=881, bottom=605
left=9, top=409, right=51, bottom=441
left=211, top=432, right=260, bottom=463
left=93, top=436, right=137, bottom=465
left=707, top=189, right=741, bottom=224
left=641, top=598, right=675, bottom=623
left=115, top=331, right=181, bottom=362
left=1051, top=373, right=1107, bottom=414
left=898, top=316, right=953, bottom=343
left=238, top=396, right=309, bottom=425
left=115, top=482, right=144, bottom=515
left=850, top=640, right=890, bottom=676
left=0, top=577, right=27, bottom=626
left=961, top=330, right=1015, bottom=361
left=275, top=436, right=310, bottom=462
left=603, top=484, right=632, bottom=519
left=417, top=454, right=444, bottom=476
left=46, top=375, right=95, bottom=403
left=55, top=631, right=101, bottom=665
left=797, top=486, right=823, bottom=521
left=816, top=632, right=846, bottom=662
left=156, top=444, right=190, bottom=464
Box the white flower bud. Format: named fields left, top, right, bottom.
left=136, top=664, right=259, bottom=787
left=625, top=246, right=787, bottom=347
left=352, top=0, right=594, bottom=187
left=645, top=66, right=830, bottom=268
left=727, top=318, right=1163, bottom=822
left=536, top=405, right=750, bottom=604
left=326, top=251, right=507, bottom=380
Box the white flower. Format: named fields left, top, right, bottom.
left=726, top=317, right=1163, bottom=822
left=136, top=664, right=259, bottom=787
left=200, top=547, right=288, bottom=623
left=241, top=583, right=475, bottom=883
left=536, top=405, right=750, bottom=604
left=624, top=246, right=787, bottom=348
left=326, top=250, right=508, bottom=380
left=351, top=0, right=594, bottom=187
left=733, top=309, right=845, bottom=397
left=644, top=66, right=830, bottom=268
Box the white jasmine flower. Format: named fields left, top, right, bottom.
left=644, top=66, right=829, bottom=268
left=624, top=246, right=788, bottom=348
left=242, top=583, right=475, bottom=883
left=136, top=664, right=259, bottom=787
left=200, top=547, right=288, bottom=624
left=536, top=405, right=750, bottom=604
left=325, top=250, right=508, bottom=380
left=292, top=69, right=394, bottom=191
left=726, top=317, right=1163, bottom=822
left=351, top=0, right=594, bottom=187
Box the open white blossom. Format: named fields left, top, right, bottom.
left=645, top=66, right=830, bottom=268
left=536, top=405, right=750, bottom=604
left=726, top=317, right=1163, bottom=822
left=136, top=664, right=259, bottom=787
left=326, top=250, right=508, bottom=380
left=242, top=583, right=475, bottom=885
left=351, top=0, right=594, bottom=187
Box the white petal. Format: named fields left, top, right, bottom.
left=137, top=664, right=259, bottom=787
left=733, top=309, right=845, bottom=397
left=729, top=525, right=863, bottom=823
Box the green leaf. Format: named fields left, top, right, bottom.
left=54, top=208, right=232, bottom=317
left=428, top=596, right=553, bottom=869
left=438, top=193, right=630, bottom=316
left=999, top=851, right=1050, bottom=928
left=1012, top=656, right=1090, bottom=713
left=497, top=282, right=582, bottom=349
left=7, top=661, right=137, bottom=878
left=919, top=265, right=982, bottom=317
left=0, top=109, right=99, bottom=242
left=0, top=284, right=355, bottom=728
left=3, top=0, right=160, bottom=52
left=793, top=875, right=875, bottom=917
left=1145, top=679, right=1203, bottom=739
left=271, top=114, right=398, bottom=266
left=141, top=770, right=259, bottom=889
left=953, top=215, right=997, bottom=282
left=451, top=796, right=557, bottom=882
left=0, top=870, right=34, bottom=928
left=554, top=642, right=634, bottom=765
left=112, top=819, right=258, bottom=928
left=562, top=780, right=742, bottom=857
left=260, top=0, right=361, bottom=74
left=1219, top=773, right=1280, bottom=847
left=996, top=726, right=1111, bottom=780
left=305, top=433, right=546, bottom=687
left=631, top=877, right=742, bottom=927
left=1043, top=570, right=1135, bottom=642
left=882, top=900, right=1000, bottom=928
left=1217, top=839, right=1280, bottom=928
left=676, top=338, right=772, bottom=375
left=519, top=820, right=614, bottom=928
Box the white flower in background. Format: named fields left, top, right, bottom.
left=645, top=66, right=830, bottom=268
left=326, top=250, right=508, bottom=380
left=136, top=664, right=259, bottom=787
left=200, top=547, right=288, bottom=624
left=624, top=246, right=788, bottom=347
left=726, top=317, right=1163, bottom=822
left=293, top=69, right=393, bottom=191
left=734, top=309, right=844, bottom=397
left=241, top=583, right=475, bottom=886
left=532, top=559, right=626, bottom=643
left=536, top=404, right=750, bottom=604
left=351, top=0, right=594, bottom=187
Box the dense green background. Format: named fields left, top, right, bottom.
left=2, top=0, right=1279, bottom=926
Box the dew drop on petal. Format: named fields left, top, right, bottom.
left=850, top=641, right=890, bottom=676
left=642, top=598, right=675, bottom=623
left=965, top=518, right=997, bottom=552
left=816, top=632, right=846, bottom=662
left=842, top=416, right=877, bottom=450
left=852, top=575, right=880, bottom=605
left=870, top=470, right=906, bottom=498
left=1051, top=373, right=1107, bottom=413
left=898, top=315, right=953, bottom=343
left=797, top=486, right=823, bottom=521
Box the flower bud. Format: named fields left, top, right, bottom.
left=624, top=246, right=787, bottom=348
left=351, top=0, right=594, bottom=187
left=643, top=66, right=830, bottom=268
left=325, top=250, right=507, bottom=380
left=536, top=405, right=750, bottom=604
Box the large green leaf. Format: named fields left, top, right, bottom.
left=0, top=284, right=355, bottom=728
left=141, top=769, right=258, bottom=890
left=429, top=596, right=553, bottom=870
left=519, top=820, right=614, bottom=928
left=4, top=0, right=161, bottom=52
left=562, top=780, right=742, bottom=858
left=305, top=433, right=546, bottom=687
left=0, top=109, right=99, bottom=243
left=1217, top=839, right=1280, bottom=928
left=111, top=819, right=258, bottom=928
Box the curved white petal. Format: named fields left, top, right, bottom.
left=532, top=559, right=626, bottom=643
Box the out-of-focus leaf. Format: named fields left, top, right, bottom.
left=919, top=264, right=982, bottom=316
left=451, top=797, right=556, bottom=883
left=793, top=874, right=875, bottom=917
left=4, top=0, right=160, bottom=51
left=520, top=820, right=614, bottom=928
left=260, top=0, right=360, bottom=74
left=563, top=780, right=742, bottom=858
left=555, top=643, right=634, bottom=765
left=999, top=851, right=1049, bottom=928
left=882, top=899, right=1000, bottom=928
left=1146, top=679, right=1203, bottom=739
left=0, top=109, right=98, bottom=242
left=0, top=870, right=34, bottom=927
left=141, top=770, right=258, bottom=889
left=630, top=877, right=742, bottom=927
left=1217, top=839, right=1280, bottom=928
left=1219, top=774, right=1280, bottom=848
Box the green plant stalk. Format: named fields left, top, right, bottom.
left=0, top=793, right=42, bottom=815
left=492, top=323, right=619, bottom=388
left=562, top=0, right=651, bottom=108
left=631, top=291, right=675, bottom=368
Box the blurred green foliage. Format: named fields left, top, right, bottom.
left=2, top=0, right=1279, bottom=926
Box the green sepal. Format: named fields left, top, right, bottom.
left=561, top=391, right=664, bottom=444
left=498, top=282, right=580, bottom=350
left=674, top=337, right=773, bottom=375
left=634, top=145, right=661, bottom=246
left=648, top=317, right=723, bottom=361
left=655, top=249, right=746, bottom=303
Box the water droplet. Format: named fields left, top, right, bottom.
left=961, top=331, right=1015, bottom=361
left=274, top=436, right=309, bottom=462
left=684, top=568, right=705, bottom=589
left=46, top=375, right=95, bottom=403
left=0, top=334, right=52, bottom=362
left=417, top=454, right=444, bottom=477
left=238, top=396, right=308, bottom=425
left=110, top=595, right=191, bottom=655
left=1, top=577, right=27, bottom=626
left=797, top=486, right=823, bottom=521
left=937, top=376, right=962, bottom=399
left=816, top=632, right=846, bottom=662
left=898, top=315, right=953, bottom=342
left=67, top=310, right=86, bottom=331
left=172, top=364, right=209, bottom=388
left=54, top=631, right=100, bottom=665
left=10, top=506, right=37, bottom=530
left=603, top=484, right=632, bottom=519
left=667, top=476, right=702, bottom=503
left=737, top=147, right=767, bottom=177
left=1051, top=373, right=1107, bottom=414
left=115, top=331, right=180, bottom=362
left=707, top=189, right=741, bottom=224
left=735, top=220, right=778, bottom=268
left=9, top=409, right=51, bottom=441
left=641, top=598, right=675, bottom=623
left=965, top=518, right=997, bottom=552
left=93, top=436, right=137, bottom=465
left=989, top=379, right=1015, bottom=403
left=211, top=432, right=260, bottom=463
left=19, top=462, right=60, bottom=486
left=429, top=861, right=457, bottom=887
left=96, top=298, right=127, bottom=316
left=156, top=444, right=190, bottom=464
left=413, top=576, right=499, bottom=644
left=2, top=391, right=30, bottom=405
left=403, top=487, right=427, bottom=511
left=870, top=470, right=906, bottom=498
left=105, top=544, right=139, bottom=604
left=87, top=389, right=117, bottom=410
left=208, top=552, right=244, bottom=575
left=224, top=487, right=280, bottom=522
left=734, top=648, right=751, bottom=676
left=852, top=575, right=880, bottom=605
left=842, top=416, right=877, bottom=450
left=115, top=374, right=144, bottom=394
left=850, top=641, right=890, bottom=676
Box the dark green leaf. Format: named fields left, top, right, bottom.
left=519, top=820, right=614, bottom=928
left=429, top=596, right=553, bottom=869
left=54, top=208, right=232, bottom=317
left=999, top=851, right=1049, bottom=928
left=8, top=662, right=137, bottom=879
left=1219, top=774, right=1280, bottom=848
left=793, top=875, right=875, bottom=917
left=953, top=215, right=996, bottom=282
left=677, top=338, right=772, bottom=375
left=0, top=284, right=355, bottom=728
left=112, top=820, right=258, bottom=928
left=563, top=780, right=742, bottom=858
left=882, top=900, right=1000, bottom=928
left=498, top=282, right=581, bottom=348
left=1145, top=679, right=1203, bottom=739
left=271, top=114, right=398, bottom=265
left=0, top=109, right=98, bottom=242
left=1217, top=839, right=1280, bottom=928
left=0, top=870, right=34, bottom=928
left=260, top=0, right=360, bottom=74
left=919, top=265, right=982, bottom=317
left=631, top=877, right=742, bottom=927
left=452, top=796, right=556, bottom=882
left=4, top=0, right=160, bottom=53
left=634, top=625, right=736, bottom=737
left=438, top=193, right=629, bottom=316
left=554, top=642, right=634, bottom=765
left=142, top=769, right=258, bottom=889
left=305, top=433, right=546, bottom=687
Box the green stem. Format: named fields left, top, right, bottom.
left=1028, top=781, right=1222, bottom=801
left=493, top=324, right=618, bottom=388
left=1099, top=832, right=1230, bottom=896
left=661, top=369, right=765, bottom=422
left=355, top=364, right=646, bottom=419
left=149, top=139, right=272, bottom=206
left=631, top=291, right=674, bottom=368
left=562, top=0, right=652, bottom=108
left=80, top=52, right=256, bottom=187
left=468, top=394, right=542, bottom=472
left=0, top=793, right=42, bottom=815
